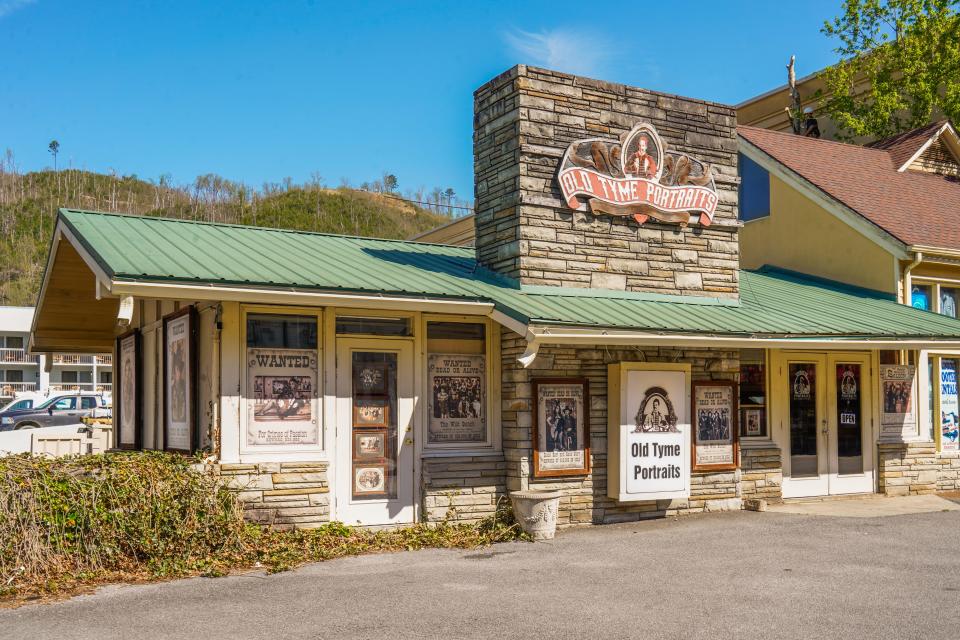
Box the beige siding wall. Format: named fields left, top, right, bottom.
left=740, top=174, right=897, bottom=294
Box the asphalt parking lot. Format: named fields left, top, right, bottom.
left=3, top=507, right=960, bottom=640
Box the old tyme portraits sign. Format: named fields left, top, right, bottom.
left=608, top=363, right=691, bottom=502
left=557, top=122, right=719, bottom=227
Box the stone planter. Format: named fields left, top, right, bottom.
left=510, top=490, right=561, bottom=540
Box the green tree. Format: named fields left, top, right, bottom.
left=47, top=140, right=59, bottom=171
left=819, top=0, right=960, bottom=139
left=383, top=173, right=398, bottom=192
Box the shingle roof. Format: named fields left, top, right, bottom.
left=58, top=208, right=960, bottom=339
left=868, top=120, right=949, bottom=169
left=738, top=124, right=960, bottom=249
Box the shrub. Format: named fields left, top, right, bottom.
left=0, top=452, right=526, bottom=600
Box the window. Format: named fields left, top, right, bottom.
left=244, top=313, right=321, bottom=449
left=247, top=314, right=317, bottom=349
left=912, top=284, right=932, bottom=310
left=738, top=153, right=770, bottom=222
left=99, top=371, right=113, bottom=384
left=336, top=316, right=412, bottom=337
left=5, top=336, right=23, bottom=349
left=426, top=321, right=488, bottom=446
left=80, top=397, right=97, bottom=410
left=4, top=370, right=23, bottom=383
left=52, top=397, right=76, bottom=411
left=61, top=371, right=78, bottom=384
left=739, top=349, right=767, bottom=438
left=940, top=288, right=958, bottom=318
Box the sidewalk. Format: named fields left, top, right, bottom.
left=766, top=494, right=960, bottom=517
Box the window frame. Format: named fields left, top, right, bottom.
left=239, top=305, right=325, bottom=458
left=420, top=314, right=501, bottom=455
left=739, top=348, right=772, bottom=444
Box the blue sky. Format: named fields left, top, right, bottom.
left=1, top=0, right=841, bottom=202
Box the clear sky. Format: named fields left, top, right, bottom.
left=1, top=0, right=842, bottom=202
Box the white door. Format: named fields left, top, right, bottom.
left=335, top=338, right=415, bottom=525
left=778, top=352, right=874, bottom=498
left=826, top=353, right=874, bottom=495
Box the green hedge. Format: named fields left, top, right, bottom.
left=0, top=452, right=524, bottom=600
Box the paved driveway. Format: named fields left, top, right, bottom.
left=4, top=509, right=960, bottom=639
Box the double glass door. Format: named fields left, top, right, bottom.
left=774, top=352, right=874, bottom=498
left=335, top=338, right=415, bottom=525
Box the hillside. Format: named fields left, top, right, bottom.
left=0, top=167, right=453, bottom=306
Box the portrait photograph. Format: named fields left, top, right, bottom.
left=163, top=307, right=196, bottom=453
left=354, top=397, right=389, bottom=428
left=533, top=378, right=589, bottom=478
left=692, top=381, right=738, bottom=471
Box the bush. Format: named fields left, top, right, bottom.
left=0, top=452, right=247, bottom=595
left=0, top=452, right=526, bottom=600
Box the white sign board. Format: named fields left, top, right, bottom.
left=612, top=366, right=690, bottom=502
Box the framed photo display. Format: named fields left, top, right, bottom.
left=353, top=463, right=388, bottom=496
left=354, top=430, right=386, bottom=459
left=163, top=306, right=198, bottom=454
left=354, top=396, right=389, bottom=428
left=427, top=353, right=486, bottom=444
left=532, top=378, right=590, bottom=478
left=115, top=329, right=142, bottom=450
left=692, top=381, right=738, bottom=471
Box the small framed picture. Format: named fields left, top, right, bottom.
left=354, top=464, right=388, bottom=496
left=353, top=397, right=388, bottom=428
left=742, top=407, right=765, bottom=438
left=354, top=363, right=388, bottom=395
left=354, top=430, right=386, bottom=459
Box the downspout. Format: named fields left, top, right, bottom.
left=903, top=251, right=923, bottom=306
left=902, top=251, right=923, bottom=366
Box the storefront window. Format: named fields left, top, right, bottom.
left=940, top=288, right=958, bottom=318
left=426, top=321, right=487, bottom=446
left=245, top=314, right=320, bottom=448
left=739, top=350, right=767, bottom=438
left=911, top=284, right=932, bottom=311
left=941, top=359, right=959, bottom=452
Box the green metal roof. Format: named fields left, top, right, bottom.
left=59, top=208, right=960, bottom=339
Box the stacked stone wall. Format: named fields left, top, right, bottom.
left=878, top=442, right=960, bottom=495
left=422, top=454, right=507, bottom=523
left=740, top=446, right=783, bottom=503
left=215, top=462, right=330, bottom=530
left=474, top=65, right=740, bottom=298
left=500, top=332, right=759, bottom=526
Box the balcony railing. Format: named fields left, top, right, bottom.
left=0, top=348, right=39, bottom=365
left=51, top=354, right=113, bottom=366
left=0, top=382, right=38, bottom=398
left=49, top=383, right=112, bottom=393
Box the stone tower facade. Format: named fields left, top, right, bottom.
left=473, top=65, right=740, bottom=298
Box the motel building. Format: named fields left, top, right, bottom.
left=28, top=67, right=960, bottom=529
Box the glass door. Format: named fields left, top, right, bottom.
left=335, top=338, right=415, bottom=525
left=826, top=354, right=873, bottom=494
left=776, top=351, right=875, bottom=498
left=781, top=355, right=829, bottom=498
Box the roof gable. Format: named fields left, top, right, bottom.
left=869, top=120, right=960, bottom=175
left=738, top=125, right=960, bottom=251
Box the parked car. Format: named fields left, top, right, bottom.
left=0, top=393, right=111, bottom=431
left=0, top=391, right=49, bottom=414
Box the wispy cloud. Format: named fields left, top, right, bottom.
left=0, top=0, right=36, bottom=20
left=503, top=27, right=612, bottom=77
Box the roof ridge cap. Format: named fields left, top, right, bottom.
left=738, top=125, right=895, bottom=156
left=60, top=208, right=473, bottom=250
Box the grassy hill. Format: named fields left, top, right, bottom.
left=0, top=168, right=453, bottom=306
